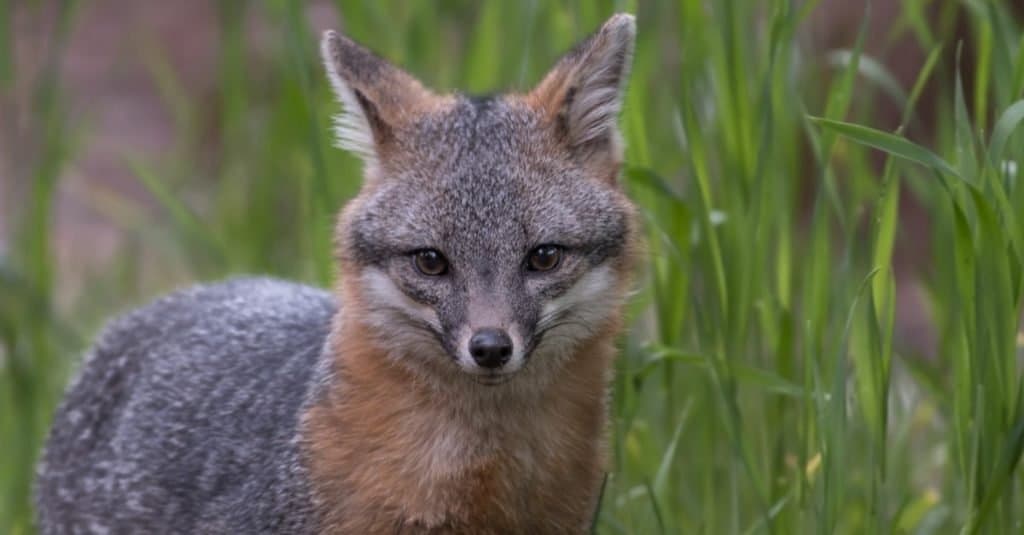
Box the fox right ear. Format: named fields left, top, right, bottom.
left=527, top=14, right=636, bottom=178
left=321, top=31, right=442, bottom=175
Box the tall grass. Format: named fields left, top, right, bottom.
left=2, top=1, right=1023, bottom=533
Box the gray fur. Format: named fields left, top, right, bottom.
left=35, top=278, right=333, bottom=534
left=36, top=13, right=636, bottom=533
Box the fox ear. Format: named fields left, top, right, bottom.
left=321, top=31, right=441, bottom=173
left=528, top=14, right=636, bottom=171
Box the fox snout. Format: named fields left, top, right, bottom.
left=468, top=328, right=513, bottom=369
left=452, top=295, right=529, bottom=377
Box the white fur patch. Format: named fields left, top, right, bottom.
left=359, top=269, right=441, bottom=332
left=321, top=34, right=379, bottom=173
left=536, top=265, right=619, bottom=356
left=540, top=265, right=617, bottom=326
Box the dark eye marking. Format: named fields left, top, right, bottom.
left=526, top=244, right=563, bottom=272
left=412, top=249, right=449, bottom=276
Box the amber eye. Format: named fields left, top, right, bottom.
left=527, top=245, right=562, bottom=272
left=413, top=249, right=449, bottom=276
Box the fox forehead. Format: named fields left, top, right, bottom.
left=342, top=96, right=629, bottom=266
left=387, top=95, right=565, bottom=181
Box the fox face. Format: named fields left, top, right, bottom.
left=323, top=15, right=637, bottom=389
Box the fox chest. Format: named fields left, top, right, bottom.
left=307, top=419, right=603, bottom=534
left=330, top=461, right=598, bottom=534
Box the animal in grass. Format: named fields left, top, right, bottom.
left=35, top=13, right=639, bottom=534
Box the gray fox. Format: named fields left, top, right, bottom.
left=35, top=13, right=638, bottom=534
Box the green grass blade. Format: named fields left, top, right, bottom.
left=901, top=43, right=943, bottom=127
left=986, top=99, right=1024, bottom=168
left=809, top=117, right=961, bottom=179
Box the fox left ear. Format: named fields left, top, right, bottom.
left=321, top=31, right=444, bottom=179
left=528, top=14, right=636, bottom=175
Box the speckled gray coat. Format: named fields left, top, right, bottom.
left=35, top=278, right=333, bottom=534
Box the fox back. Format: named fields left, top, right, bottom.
left=36, top=13, right=638, bottom=534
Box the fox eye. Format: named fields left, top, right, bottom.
left=527, top=245, right=562, bottom=272
left=413, top=249, right=449, bottom=276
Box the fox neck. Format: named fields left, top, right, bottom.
left=302, top=280, right=619, bottom=532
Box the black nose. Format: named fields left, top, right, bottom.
left=468, top=328, right=513, bottom=369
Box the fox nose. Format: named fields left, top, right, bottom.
left=468, top=328, right=513, bottom=369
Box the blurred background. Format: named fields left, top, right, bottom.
left=3, top=0, right=1024, bottom=533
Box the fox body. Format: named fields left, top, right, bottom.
left=36, top=13, right=638, bottom=534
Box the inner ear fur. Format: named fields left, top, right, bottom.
left=526, top=14, right=636, bottom=173
left=321, top=31, right=448, bottom=173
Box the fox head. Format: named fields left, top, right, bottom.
left=322, top=14, right=637, bottom=390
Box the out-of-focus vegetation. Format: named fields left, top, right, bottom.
left=3, top=1, right=1024, bottom=533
